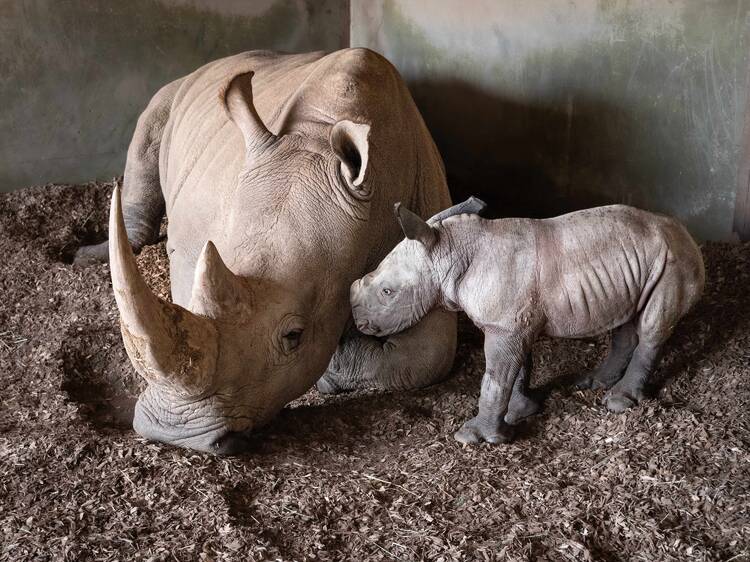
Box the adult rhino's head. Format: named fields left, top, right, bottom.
left=113, top=72, right=376, bottom=454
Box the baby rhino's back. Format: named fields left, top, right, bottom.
left=536, top=205, right=699, bottom=338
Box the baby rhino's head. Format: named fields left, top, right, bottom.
left=350, top=203, right=442, bottom=336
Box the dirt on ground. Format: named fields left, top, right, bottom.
left=0, top=180, right=748, bottom=562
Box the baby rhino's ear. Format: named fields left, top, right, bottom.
left=394, top=203, right=437, bottom=248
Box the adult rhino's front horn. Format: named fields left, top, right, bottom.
left=109, top=186, right=219, bottom=396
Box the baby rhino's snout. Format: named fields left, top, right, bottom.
left=350, top=276, right=380, bottom=336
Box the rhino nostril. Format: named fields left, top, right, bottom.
left=212, top=431, right=251, bottom=456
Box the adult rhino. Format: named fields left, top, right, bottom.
left=76, top=49, right=457, bottom=454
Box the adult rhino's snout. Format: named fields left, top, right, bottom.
left=211, top=431, right=253, bottom=456
left=133, top=394, right=256, bottom=455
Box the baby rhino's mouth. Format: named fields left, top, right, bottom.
left=355, top=317, right=381, bottom=336
left=351, top=304, right=381, bottom=335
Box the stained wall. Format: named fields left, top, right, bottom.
left=0, top=0, right=349, bottom=191
left=351, top=0, right=750, bottom=240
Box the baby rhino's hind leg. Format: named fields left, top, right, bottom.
left=575, top=322, right=638, bottom=390
left=603, top=339, right=661, bottom=412
left=603, top=264, right=694, bottom=412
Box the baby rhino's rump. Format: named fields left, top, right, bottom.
left=536, top=205, right=704, bottom=339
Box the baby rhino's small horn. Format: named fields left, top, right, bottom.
left=428, top=196, right=487, bottom=224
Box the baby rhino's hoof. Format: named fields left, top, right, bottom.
left=454, top=416, right=515, bottom=445
left=603, top=390, right=644, bottom=413
left=504, top=394, right=540, bottom=425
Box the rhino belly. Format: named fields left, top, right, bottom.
left=543, top=256, right=644, bottom=338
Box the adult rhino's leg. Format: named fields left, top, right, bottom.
left=454, top=330, right=530, bottom=445
left=575, top=321, right=638, bottom=390
left=317, top=309, right=457, bottom=393
left=74, top=78, right=183, bottom=265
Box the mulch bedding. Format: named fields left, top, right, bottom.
left=0, top=179, right=748, bottom=562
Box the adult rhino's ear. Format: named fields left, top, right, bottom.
left=394, top=203, right=437, bottom=248
left=330, top=120, right=370, bottom=189
left=222, top=71, right=277, bottom=153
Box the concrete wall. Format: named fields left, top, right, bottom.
left=0, top=0, right=349, bottom=192
left=351, top=0, right=750, bottom=240
left=6, top=0, right=747, bottom=239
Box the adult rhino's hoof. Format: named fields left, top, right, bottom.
left=574, top=372, right=597, bottom=390
left=73, top=241, right=110, bottom=266
left=454, top=416, right=515, bottom=445
left=574, top=369, right=616, bottom=391
left=603, top=390, right=643, bottom=413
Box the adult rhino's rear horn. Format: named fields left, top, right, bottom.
left=109, top=186, right=218, bottom=395
left=222, top=70, right=277, bottom=153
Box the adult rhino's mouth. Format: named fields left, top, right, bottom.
left=132, top=394, right=254, bottom=455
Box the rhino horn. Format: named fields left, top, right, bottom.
left=109, top=186, right=217, bottom=395
left=222, top=70, right=277, bottom=152
left=428, top=196, right=487, bottom=224
left=189, top=241, right=249, bottom=318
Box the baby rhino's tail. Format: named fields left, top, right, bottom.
left=666, top=218, right=705, bottom=310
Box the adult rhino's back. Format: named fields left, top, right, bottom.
left=161, top=49, right=421, bottom=211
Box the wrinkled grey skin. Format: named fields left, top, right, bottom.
left=75, top=50, right=457, bottom=454
left=351, top=201, right=705, bottom=445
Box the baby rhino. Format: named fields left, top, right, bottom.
left=350, top=200, right=705, bottom=444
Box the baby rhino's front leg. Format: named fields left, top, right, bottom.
left=455, top=331, right=536, bottom=444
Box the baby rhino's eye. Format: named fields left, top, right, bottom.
left=382, top=288, right=393, bottom=296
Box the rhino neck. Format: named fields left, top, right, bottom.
left=432, top=217, right=484, bottom=312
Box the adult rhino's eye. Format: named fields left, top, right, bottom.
left=281, top=329, right=303, bottom=353
left=382, top=288, right=393, bottom=296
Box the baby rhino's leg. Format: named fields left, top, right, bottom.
left=575, top=322, right=638, bottom=390
left=455, top=373, right=516, bottom=444
left=604, top=261, right=697, bottom=412
left=455, top=332, right=529, bottom=445
left=603, top=339, right=660, bottom=412
left=504, top=354, right=541, bottom=425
